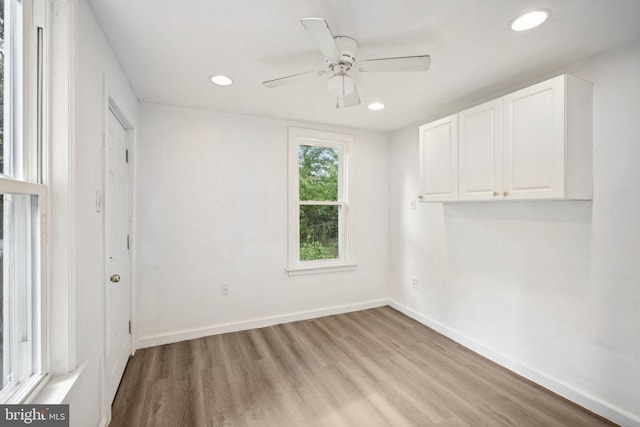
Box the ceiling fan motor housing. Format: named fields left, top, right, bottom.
left=332, top=36, right=359, bottom=68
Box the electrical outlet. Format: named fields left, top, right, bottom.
left=221, top=284, right=230, bottom=296
left=411, top=277, right=420, bottom=288
left=410, top=199, right=417, bottom=210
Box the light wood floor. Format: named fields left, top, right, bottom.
left=110, top=307, right=615, bottom=427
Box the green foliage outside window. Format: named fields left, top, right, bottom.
left=298, top=145, right=340, bottom=261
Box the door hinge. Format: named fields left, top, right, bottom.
left=125, top=149, right=129, bottom=163
left=128, top=320, right=132, bottom=334
left=127, top=235, right=130, bottom=249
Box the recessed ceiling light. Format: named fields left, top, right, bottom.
left=510, top=10, right=549, bottom=32
left=368, top=102, right=385, bottom=111
left=210, top=75, right=233, bottom=86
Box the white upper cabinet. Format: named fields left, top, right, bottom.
left=502, top=75, right=592, bottom=200
left=419, top=114, right=458, bottom=201
left=419, top=74, right=593, bottom=202
left=459, top=99, right=503, bottom=201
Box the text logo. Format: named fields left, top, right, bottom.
left=0, top=405, right=69, bottom=426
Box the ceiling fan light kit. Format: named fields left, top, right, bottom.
left=263, top=18, right=430, bottom=109
left=328, top=73, right=355, bottom=97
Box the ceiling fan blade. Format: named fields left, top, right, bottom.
left=342, top=85, right=361, bottom=108
left=357, top=55, right=431, bottom=73
left=263, top=69, right=326, bottom=88
left=301, top=18, right=341, bottom=61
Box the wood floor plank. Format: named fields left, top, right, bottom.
left=110, top=307, right=616, bottom=427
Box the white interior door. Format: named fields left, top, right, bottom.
left=105, top=109, right=131, bottom=403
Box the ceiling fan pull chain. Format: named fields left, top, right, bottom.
left=336, top=97, right=340, bottom=109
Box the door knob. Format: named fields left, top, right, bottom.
left=110, top=274, right=121, bottom=283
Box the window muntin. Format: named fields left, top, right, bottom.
left=288, top=128, right=351, bottom=271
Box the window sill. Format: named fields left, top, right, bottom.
left=28, top=363, right=85, bottom=404
left=0, top=374, right=48, bottom=404
left=286, top=262, right=357, bottom=276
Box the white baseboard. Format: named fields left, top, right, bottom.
left=388, top=299, right=640, bottom=427
left=135, top=298, right=388, bottom=350
left=134, top=298, right=638, bottom=426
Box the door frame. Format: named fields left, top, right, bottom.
left=102, top=83, right=136, bottom=423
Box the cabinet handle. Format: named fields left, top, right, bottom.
left=503, top=191, right=510, bottom=197
left=493, top=191, right=499, bottom=197
left=418, top=195, right=423, bottom=199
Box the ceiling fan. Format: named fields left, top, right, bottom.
left=263, top=18, right=431, bottom=108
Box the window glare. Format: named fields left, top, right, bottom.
left=0, top=0, right=26, bottom=181
left=1, top=0, right=7, bottom=175
left=0, top=0, right=44, bottom=402
left=1, top=193, right=40, bottom=394
left=0, top=195, right=4, bottom=388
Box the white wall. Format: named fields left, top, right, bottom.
left=389, top=41, right=640, bottom=425
left=55, top=2, right=638, bottom=425
left=62, top=1, right=139, bottom=426
left=134, top=103, right=389, bottom=345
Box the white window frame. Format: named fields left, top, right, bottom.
left=0, top=181, right=46, bottom=403
left=287, top=127, right=356, bottom=275
left=0, top=0, right=49, bottom=403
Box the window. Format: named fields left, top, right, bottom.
left=287, top=127, right=354, bottom=274
left=0, top=0, right=47, bottom=403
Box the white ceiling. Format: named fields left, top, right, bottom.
left=88, top=0, right=640, bottom=132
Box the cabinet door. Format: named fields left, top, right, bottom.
left=419, top=115, right=458, bottom=201
left=503, top=76, right=565, bottom=199
left=459, top=99, right=503, bottom=201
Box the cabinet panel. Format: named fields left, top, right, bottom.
left=418, top=74, right=591, bottom=203
left=503, top=76, right=565, bottom=199
left=459, top=99, right=502, bottom=200
left=419, top=115, right=458, bottom=201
